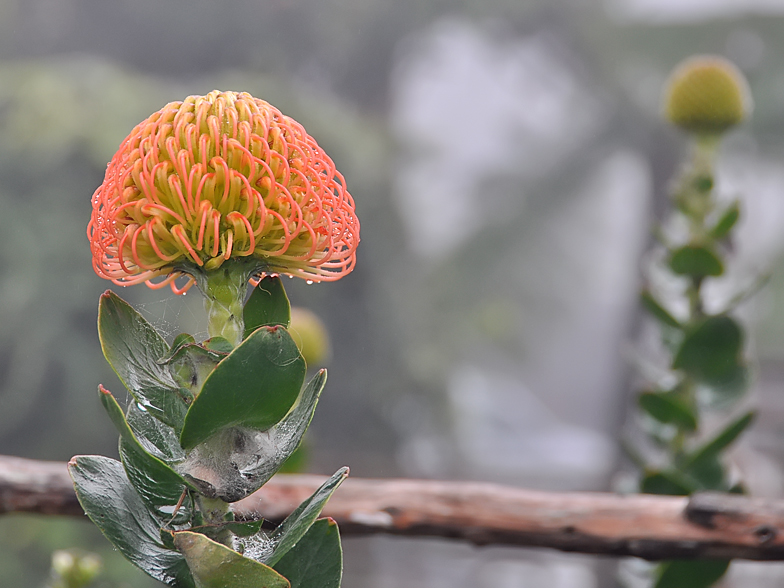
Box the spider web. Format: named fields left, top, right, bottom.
left=119, top=290, right=209, bottom=408
left=133, top=291, right=210, bottom=343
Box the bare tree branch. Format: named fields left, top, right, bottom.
left=3, top=455, right=784, bottom=561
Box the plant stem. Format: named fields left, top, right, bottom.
left=196, top=495, right=235, bottom=547
left=190, top=259, right=261, bottom=347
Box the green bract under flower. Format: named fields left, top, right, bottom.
left=88, top=91, right=360, bottom=293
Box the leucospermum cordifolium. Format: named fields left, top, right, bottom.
left=70, top=90, right=358, bottom=588
left=628, top=56, right=756, bottom=588
left=88, top=89, right=359, bottom=293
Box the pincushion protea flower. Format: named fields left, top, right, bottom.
left=88, top=90, right=359, bottom=294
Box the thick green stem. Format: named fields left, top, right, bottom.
left=189, top=259, right=262, bottom=347
left=202, top=270, right=246, bottom=347
left=196, top=495, right=235, bottom=547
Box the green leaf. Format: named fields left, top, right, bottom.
left=668, top=245, right=724, bottom=277
left=100, top=387, right=194, bottom=521
left=692, top=174, right=713, bottom=193
left=244, top=276, right=292, bottom=339
left=640, top=470, right=695, bottom=496
left=709, top=201, right=740, bottom=240
left=639, top=391, right=697, bottom=432
left=273, top=519, right=342, bottom=588
left=223, top=519, right=264, bottom=538
left=171, top=333, right=196, bottom=353
left=173, top=531, right=289, bottom=588
left=655, top=560, right=730, bottom=588
left=700, top=364, right=749, bottom=408
left=641, top=290, right=682, bottom=329
left=126, top=401, right=186, bottom=464
left=204, top=337, right=234, bottom=354
left=180, top=326, right=306, bottom=450
left=264, top=467, right=348, bottom=566
left=178, top=371, right=328, bottom=502
left=684, top=454, right=726, bottom=490
left=68, top=455, right=194, bottom=587
left=187, top=520, right=265, bottom=547
left=673, top=316, right=744, bottom=386
left=98, top=291, right=188, bottom=431
left=687, top=411, right=755, bottom=467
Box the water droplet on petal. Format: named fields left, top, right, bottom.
left=306, top=280, right=313, bottom=285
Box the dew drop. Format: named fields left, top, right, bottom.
left=306, top=280, right=313, bottom=285
left=137, top=403, right=148, bottom=412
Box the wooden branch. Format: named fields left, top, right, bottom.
left=3, top=455, right=784, bottom=561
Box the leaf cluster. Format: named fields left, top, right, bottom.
left=69, top=277, right=344, bottom=588
left=633, top=151, right=755, bottom=587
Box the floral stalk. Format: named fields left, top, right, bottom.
left=629, top=56, right=756, bottom=588
left=189, top=259, right=260, bottom=347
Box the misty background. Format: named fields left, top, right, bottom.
left=3, top=0, right=784, bottom=586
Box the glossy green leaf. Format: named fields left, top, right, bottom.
left=709, top=201, right=740, bottom=240
left=244, top=276, right=291, bottom=339
left=126, top=401, right=186, bottom=464
left=100, top=387, right=194, bottom=520
left=98, top=291, right=189, bottom=431
left=639, top=391, right=697, bottom=432
left=687, top=411, right=755, bottom=467
left=640, top=290, right=682, bottom=329
left=673, top=316, right=743, bottom=386
left=655, top=560, right=730, bottom=588
left=68, top=455, right=194, bottom=587
left=265, top=467, right=348, bottom=566
left=173, top=531, right=289, bottom=588
left=640, top=470, right=695, bottom=496
left=180, top=326, right=306, bottom=450
left=273, top=519, right=342, bottom=588
left=177, top=371, right=328, bottom=502
left=668, top=245, right=724, bottom=277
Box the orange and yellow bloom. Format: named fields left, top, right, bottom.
left=88, top=91, right=359, bottom=293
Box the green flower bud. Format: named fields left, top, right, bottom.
left=50, top=550, right=101, bottom=588
left=663, top=55, right=751, bottom=135
left=290, top=307, right=331, bottom=366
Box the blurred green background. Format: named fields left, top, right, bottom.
left=4, top=0, right=784, bottom=586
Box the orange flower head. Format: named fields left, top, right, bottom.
left=88, top=91, right=359, bottom=293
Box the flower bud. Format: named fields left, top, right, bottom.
left=663, top=55, right=751, bottom=135
left=50, top=549, right=102, bottom=588
left=290, top=307, right=331, bottom=366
